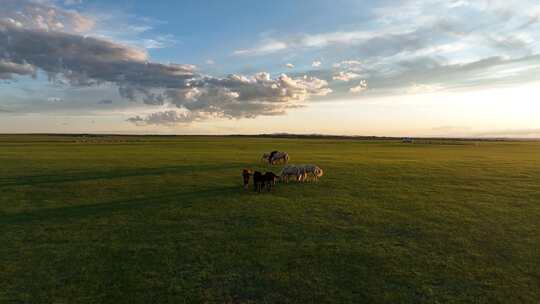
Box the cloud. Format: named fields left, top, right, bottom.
left=125, top=73, right=332, bottom=125
left=47, top=97, right=63, bottom=102
left=333, top=71, right=360, bottom=82
left=333, top=60, right=362, bottom=68
left=141, top=34, right=177, bottom=49
left=4, top=0, right=540, bottom=128
left=474, top=129, right=540, bottom=137
left=1, top=1, right=334, bottom=126
left=233, top=39, right=287, bottom=56
left=0, top=19, right=196, bottom=88
left=0, top=60, right=37, bottom=79
left=349, top=80, right=368, bottom=93
left=64, top=0, right=84, bottom=5
left=98, top=99, right=113, bottom=104
left=0, top=0, right=95, bottom=33
left=406, top=83, right=444, bottom=94
left=233, top=25, right=438, bottom=59
left=285, top=63, right=295, bottom=69
left=127, top=110, right=197, bottom=125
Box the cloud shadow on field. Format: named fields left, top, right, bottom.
left=0, top=163, right=242, bottom=189
left=1, top=186, right=239, bottom=225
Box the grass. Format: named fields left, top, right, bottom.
left=1, top=135, right=539, bottom=303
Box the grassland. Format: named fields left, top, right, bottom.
left=1, top=135, right=539, bottom=303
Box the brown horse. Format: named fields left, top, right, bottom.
left=242, top=169, right=253, bottom=189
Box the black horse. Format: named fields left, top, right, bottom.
left=253, top=171, right=279, bottom=193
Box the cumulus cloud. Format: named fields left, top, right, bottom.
left=0, top=60, right=37, bottom=79
left=0, top=0, right=335, bottom=126
left=4, top=0, right=540, bottom=127
left=127, top=110, right=198, bottom=125
left=333, top=71, right=360, bottom=82
left=349, top=80, right=368, bottom=93
left=1, top=0, right=94, bottom=33
left=285, top=63, right=295, bottom=69
left=125, top=73, right=332, bottom=124
left=0, top=18, right=196, bottom=92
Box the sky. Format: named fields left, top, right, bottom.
left=1, top=0, right=540, bottom=137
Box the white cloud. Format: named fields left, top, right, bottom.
left=47, top=97, right=63, bottom=102
left=285, top=63, right=295, bottom=69
left=333, top=71, right=360, bottom=82
left=0, top=0, right=95, bottom=33
left=141, top=35, right=177, bottom=49
left=406, top=84, right=444, bottom=94
left=349, top=80, right=368, bottom=93
left=64, top=0, right=84, bottom=5
left=312, top=60, right=322, bottom=67
left=233, top=39, right=287, bottom=56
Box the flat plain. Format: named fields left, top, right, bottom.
left=1, top=135, right=539, bottom=303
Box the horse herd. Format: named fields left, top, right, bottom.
left=242, top=151, right=324, bottom=193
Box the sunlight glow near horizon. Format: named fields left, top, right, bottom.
left=2, top=84, right=539, bottom=137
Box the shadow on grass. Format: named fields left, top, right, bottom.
left=1, top=185, right=240, bottom=225
left=0, top=163, right=242, bottom=189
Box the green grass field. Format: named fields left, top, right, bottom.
left=1, top=135, right=539, bottom=303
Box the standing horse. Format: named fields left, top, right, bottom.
left=269, top=152, right=289, bottom=165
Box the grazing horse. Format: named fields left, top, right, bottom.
left=280, top=165, right=302, bottom=183
left=301, top=165, right=324, bottom=182
left=242, top=169, right=253, bottom=189
left=269, top=152, right=289, bottom=165
left=263, top=172, right=279, bottom=191
left=253, top=171, right=279, bottom=193
left=253, top=171, right=264, bottom=193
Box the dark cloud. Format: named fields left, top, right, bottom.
left=0, top=7, right=331, bottom=126
left=0, top=60, right=37, bottom=79
left=127, top=110, right=197, bottom=125
left=0, top=20, right=195, bottom=88
left=127, top=73, right=330, bottom=125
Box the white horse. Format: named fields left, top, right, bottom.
left=280, top=165, right=305, bottom=182
left=280, top=165, right=296, bottom=183
left=301, top=165, right=324, bottom=182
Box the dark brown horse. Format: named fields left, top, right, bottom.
left=242, top=169, right=253, bottom=189
left=253, top=171, right=279, bottom=193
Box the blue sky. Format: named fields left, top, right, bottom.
left=1, top=0, right=540, bottom=136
